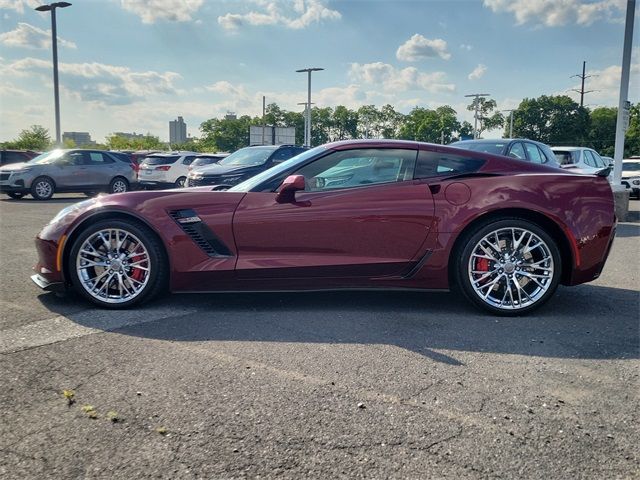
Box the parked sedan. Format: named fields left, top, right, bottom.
left=32, top=140, right=615, bottom=316
left=0, top=149, right=136, bottom=200
left=187, top=145, right=307, bottom=187
left=450, top=139, right=559, bottom=167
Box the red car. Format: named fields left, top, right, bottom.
left=32, top=140, right=616, bottom=315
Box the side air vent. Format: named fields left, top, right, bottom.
left=169, top=209, right=233, bottom=257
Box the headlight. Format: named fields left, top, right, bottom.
left=49, top=199, right=94, bottom=225
left=633, top=180, right=640, bottom=185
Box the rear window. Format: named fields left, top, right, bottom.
left=553, top=150, right=578, bottom=165
left=143, top=155, right=179, bottom=165
left=191, top=157, right=221, bottom=167
left=453, top=142, right=506, bottom=155
left=622, top=162, right=640, bottom=172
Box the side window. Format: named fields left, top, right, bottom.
left=537, top=146, right=551, bottom=163
left=507, top=142, right=526, bottom=160
left=415, top=150, right=485, bottom=178
left=294, top=148, right=416, bottom=192
left=591, top=151, right=605, bottom=168
left=4, top=151, right=27, bottom=164
left=182, top=155, right=196, bottom=165
left=87, top=152, right=113, bottom=165
left=583, top=150, right=597, bottom=167
left=63, top=151, right=86, bottom=165
left=524, top=142, right=544, bottom=163
left=272, top=148, right=297, bottom=163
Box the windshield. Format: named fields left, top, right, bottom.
left=623, top=162, right=640, bottom=172
left=219, top=147, right=275, bottom=167
left=229, top=146, right=326, bottom=192
left=191, top=157, right=220, bottom=167
left=27, top=149, right=65, bottom=165
left=453, top=143, right=506, bottom=155
left=143, top=155, right=179, bottom=165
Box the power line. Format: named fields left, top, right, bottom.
left=570, top=61, right=597, bottom=107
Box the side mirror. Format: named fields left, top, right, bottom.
left=276, top=174, right=306, bottom=203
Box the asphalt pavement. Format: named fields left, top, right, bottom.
left=1, top=193, right=638, bottom=479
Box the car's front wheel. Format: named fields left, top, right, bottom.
left=68, top=219, right=167, bottom=308
left=456, top=218, right=561, bottom=316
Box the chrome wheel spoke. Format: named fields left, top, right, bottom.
left=76, top=228, right=151, bottom=304
left=468, top=227, right=554, bottom=311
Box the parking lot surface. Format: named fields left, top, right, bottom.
left=1, top=194, right=638, bottom=479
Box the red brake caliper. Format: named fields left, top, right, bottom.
left=475, top=258, right=490, bottom=284
left=130, top=253, right=145, bottom=282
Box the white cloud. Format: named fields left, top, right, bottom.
left=119, top=0, right=204, bottom=24
left=0, top=22, right=76, bottom=49
left=349, top=62, right=455, bottom=94
left=396, top=34, right=451, bottom=62
left=0, top=0, right=39, bottom=13
left=218, top=0, right=341, bottom=31
left=460, top=44, right=473, bottom=51
left=468, top=64, right=487, bottom=80
left=205, top=80, right=248, bottom=97
left=8, top=57, right=182, bottom=105
left=482, top=0, right=626, bottom=27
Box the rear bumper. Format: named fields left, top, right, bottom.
left=139, top=180, right=174, bottom=189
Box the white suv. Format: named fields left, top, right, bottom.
left=138, top=151, right=198, bottom=188
left=622, top=158, right=640, bottom=199
left=551, top=147, right=612, bottom=182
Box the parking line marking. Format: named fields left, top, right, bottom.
left=0, top=307, right=197, bottom=354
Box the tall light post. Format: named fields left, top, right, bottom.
left=35, top=2, right=71, bottom=146
left=502, top=109, right=516, bottom=138
left=296, top=67, right=324, bottom=147
left=464, top=93, right=490, bottom=139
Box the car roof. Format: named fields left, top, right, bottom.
left=551, top=147, right=583, bottom=151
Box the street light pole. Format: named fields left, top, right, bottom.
left=35, top=2, right=71, bottom=146
left=296, top=67, right=324, bottom=147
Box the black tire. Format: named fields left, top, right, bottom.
left=455, top=217, right=562, bottom=316
left=108, top=177, right=129, bottom=194
left=175, top=176, right=187, bottom=188
left=83, top=191, right=99, bottom=197
left=6, top=192, right=25, bottom=199
left=30, top=176, right=55, bottom=200
left=67, top=219, right=168, bottom=309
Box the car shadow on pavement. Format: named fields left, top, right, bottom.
left=37, top=283, right=639, bottom=365
left=0, top=196, right=87, bottom=204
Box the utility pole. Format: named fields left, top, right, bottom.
left=571, top=61, right=595, bottom=107
left=613, top=0, right=636, bottom=186
left=502, top=109, right=516, bottom=138
left=297, top=102, right=314, bottom=145
left=35, top=1, right=72, bottom=146
left=464, top=93, right=490, bottom=139
left=262, top=95, right=266, bottom=146
left=296, top=67, right=324, bottom=147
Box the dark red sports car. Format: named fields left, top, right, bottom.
left=32, top=140, right=616, bottom=315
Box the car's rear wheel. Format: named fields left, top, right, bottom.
left=68, top=219, right=167, bottom=308
left=108, top=177, right=129, bottom=194
left=6, top=192, right=25, bottom=199
left=456, top=218, right=561, bottom=316
left=30, top=176, right=55, bottom=200
left=175, top=176, right=187, bottom=188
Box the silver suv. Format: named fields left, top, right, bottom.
left=0, top=149, right=136, bottom=200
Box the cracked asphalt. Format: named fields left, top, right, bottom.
left=1, top=194, right=638, bottom=479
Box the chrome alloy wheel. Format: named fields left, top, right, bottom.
left=112, top=179, right=127, bottom=193
left=35, top=180, right=53, bottom=198
left=75, top=228, right=150, bottom=304
left=467, top=227, right=554, bottom=311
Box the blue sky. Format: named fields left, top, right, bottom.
left=0, top=0, right=638, bottom=142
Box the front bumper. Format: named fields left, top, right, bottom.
left=30, top=273, right=65, bottom=292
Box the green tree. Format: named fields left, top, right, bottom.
left=310, top=107, right=332, bottom=146
left=624, top=103, right=640, bottom=157
left=200, top=115, right=253, bottom=152
left=512, top=95, right=590, bottom=145
left=1, top=125, right=52, bottom=150
left=589, top=107, right=617, bottom=156
left=379, top=104, right=404, bottom=139
left=466, top=98, right=504, bottom=138
left=357, top=105, right=381, bottom=138
left=331, top=105, right=359, bottom=141
left=105, top=133, right=165, bottom=151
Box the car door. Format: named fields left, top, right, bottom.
left=84, top=151, right=117, bottom=187
left=232, top=147, right=435, bottom=279
left=49, top=151, right=89, bottom=187
left=523, top=142, right=544, bottom=164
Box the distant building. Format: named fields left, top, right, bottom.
left=225, top=112, right=237, bottom=121
left=63, top=131, right=95, bottom=146
left=113, top=132, right=146, bottom=140
left=169, top=116, right=187, bottom=144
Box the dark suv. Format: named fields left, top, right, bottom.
left=450, top=139, right=560, bottom=167
left=0, top=150, right=39, bottom=166
left=187, top=145, right=307, bottom=187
